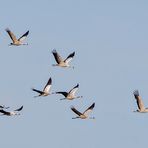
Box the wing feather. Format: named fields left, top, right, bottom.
left=32, top=88, right=43, bottom=94
left=69, top=84, right=79, bottom=95
left=14, top=106, right=23, bottom=111
left=71, top=106, right=83, bottom=116
left=5, top=28, right=17, bottom=42
left=83, top=103, right=95, bottom=116
left=43, top=78, right=52, bottom=93
left=64, top=52, right=75, bottom=64
left=18, top=30, right=29, bottom=42
left=52, top=49, right=63, bottom=64
left=55, top=91, right=68, bottom=97
left=133, top=90, right=145, bottom=110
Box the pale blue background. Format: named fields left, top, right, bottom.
left=0, top=0, right=148, bottom=147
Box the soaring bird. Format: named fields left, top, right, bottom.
left=133, top=90, right=148, bottom=113
left=52, top=49, right=75, bottom=68
left=71, top=103, right=95, bottom=119
left=32, top=77, right=53, bottom=97
left=55, top=84, right=82, bottom=100
left=0, top=106, right=23, bottom=116
left=5, top=28, right=29, bottom=46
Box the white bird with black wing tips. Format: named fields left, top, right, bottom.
left=71, top=103, right=95, bottom=119
left=32, top=77, right=53, bottom=97
left=0, top=106, right=23, bottom=116
left=133, top=90, right=148, bottom=113
left=52, top=49, right=75, bottom=68
left=55, top=84, right=82, bottom=100
left=5, top=28, right=29, bottom=46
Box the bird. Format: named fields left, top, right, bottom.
left=0, top=106, right=23, bottom=116
left=32, top=77, right=53, bottom=97
left=71, top=102, right=95, bottom=119
left=5, top=28, right=29, bottom=46
left=133, top=90, right=148, bottom=113
left=52, top=49, right=75, bottom=68
left=55, top=84, right=82, bottom=100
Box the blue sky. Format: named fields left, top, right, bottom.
left=1, top=0, right=148, bottom=147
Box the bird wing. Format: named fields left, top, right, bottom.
left=133, top=90, right=145, bottom=110
left=32, top=88, right=43, bottom=94
left=52, top=49, right=63, bottom=64
left=55, top=91, right=68, bottom=97
left=0, top=109, right=10, bottom=115
left=69, top=84, right=79, bottom=95
left=83, top=103, right=95, bottom=116
left=5, top=28, right=17, bottom=42
left=71, top=106, right=83, bottom=116
left=14, top=106, right=23, bottom=111
left=18, top=30, right=29, bottom=42
left=0, top=105, right=4, bottom=108
left=43, top=78, right=52, bottom=93
left=64, top=52, right=75, bottom=64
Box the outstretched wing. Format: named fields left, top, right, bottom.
left=69, top=84, right=79, bottom=95
left=71, top=106, right=83, bottom=116
left=32, top=88, right=43, bottom=94
left=133, top=90, right=145, bottom=110
left=18, top=30, right=29, bottom=42
left=5, top=28, right=17, bottom=42
left=43, top=77, right=52, bottom=93
left=55, top=91, right=68, bottom=97
left=14, top=106, right=23, bottom=111
left=83, top=103, right=95, bottom=116
left=64, top=52, right=75, bottom=64
left=52, top=49, right=63, bottom=64
left=0, top=109, right=10, bottom=115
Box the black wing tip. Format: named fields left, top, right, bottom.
left=71, top=51, right=75, bottom=57
left=70, top=105, right=75, bottom=110
left=91, top=102, right=95, bottom=108
left=48, top=77, right=52, bottom=83
left=15, top=105, right=23, bottom=111
left=26, top=30, right=29, bottom=34
left=5, top=28, right=10, bottom=32
left=20, top=105, right=23, bottom=110
left=31, top=87, right=35, bottom=91
left=52, top=49, right=57, bottom=53
left=133, top=90, right=139, bottom=96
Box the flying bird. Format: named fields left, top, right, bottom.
left=52, top=49, right=75, bottom=68
left=71, top=103, right=95, bottom=119
left=5, top=28, right=29, bottom=46
left=32, top=77, right=53, bottom=97
left=55, top=84, right=82, bottom=100
left=0, top=106, right=23, bottom=116
left=133, top=90, right=148, bottom=113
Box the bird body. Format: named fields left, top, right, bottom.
left=5, top=28, right=29, bottom=46
left=52, top=49, right=75, bottom=68
left=71, top=103, right=95, bottom=119
left=133, top=90, right=148, bottom=113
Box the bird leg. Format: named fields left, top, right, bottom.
left=60, top=98, right=67, bottom=100
left=72, top=116, right=79, bottom=119
left=89, top=117, right=95, bottom=119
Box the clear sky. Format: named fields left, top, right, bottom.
left=1, top=0, right=148, bottom=147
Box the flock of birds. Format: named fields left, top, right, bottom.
left=0, top=28, right=147, bottom=118
left=0, top=28, right=96, bottom=119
